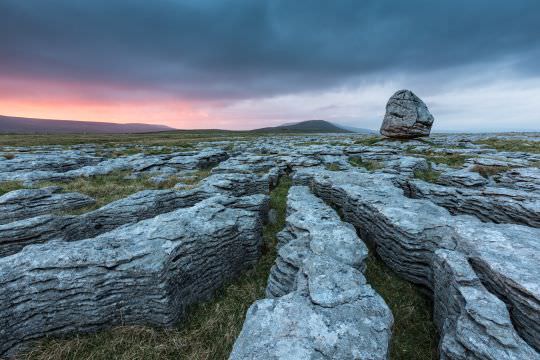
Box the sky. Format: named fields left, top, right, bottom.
left=1, top=0, right=539, bottom=131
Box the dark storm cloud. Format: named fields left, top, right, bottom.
left=1, top=0, right=539, bottom=100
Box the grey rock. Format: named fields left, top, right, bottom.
left=434, top=250, right=538, bottom=359
left=267, top=186, right=368, bottom=298
left=299, top=169, right=539, bottom=356
left=402, top=179, right=540, bottom=227
left=494, top=167, right=540, bottom=194
left=380, top=89, right=434, bottom=138
left=230, top=260, right=392, bottom=360
left=267, top=208, right=278, bottom=225
left=0, top=173, right=270, bottom=257
left=231, top=187, right=391, bottom=360
left=0, top=195, right=265, bottom=357
left=0, top=187, right=95, bottom=225
left=437, top=168, right=489, bottom=188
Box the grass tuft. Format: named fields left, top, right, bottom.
left=414, top=166, right=441, bottom=183
left=349, top=157, right=384, bottom=171
left=0, top=181, right=24, bottom=196
left=475, top=138, right=540, bottom=153
left=470, top=164, right=510, bottom=178
left=38, top=169, right=212, bottom=213
left=424, top=154, right=469, bottom=168
left=21, top=177, right=292, bottom=360
left=354, top=136, right=381, bottom=146
left=324, top=163, right=341, bottom=171
left=365, top=252, right=438, bottom=360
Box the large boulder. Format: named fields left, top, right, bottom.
left=380, top=89, right=434, bottom=138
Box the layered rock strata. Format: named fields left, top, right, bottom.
left=0, top=194, right=266, bottom=357
left=0, top=173, right=270, bottom=257
left=295, top=169, right=539, bottom=358
left=230, top=186, right=392, bottom=360
left=0, top=187, right=95, bottom=225
left=402, top=179, right=540, bottom=227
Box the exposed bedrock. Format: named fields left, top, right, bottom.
left=433, top=250, right=538, bottom=359
left=0, top=149, right=228, bottom=185
left=380, top=89, right=434, bottom=139
left=294, top=168, right=539, bottom=357
left=231, top=187, right=392, bottom=360
left=0, top=194, right=266, bottom=357
left=0, top=172, right=270, bottom=257
left=401, top=179, right=540, bottom=227
left=0, top=186, right=95, bottom=225
left=494, top=167, right=540, bottom=194
left=266, top=186, right=368, bottom=298
left=0, top=151, right=102, bottom=174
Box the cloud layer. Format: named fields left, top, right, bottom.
left=1, top=0, right=539, bottom=130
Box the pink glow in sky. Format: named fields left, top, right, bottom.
left=1, top=1, right=539, bottom=132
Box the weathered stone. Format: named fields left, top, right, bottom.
left=436, top=168, right=489, bottom=188
left=494, top=167, right=540, bottom=194
left=296, top=169, right=539, bottom=357
left=266, top=186, right=368, bottom=298
left=434, top=250, right=538, bottom=359
left=0, top=173, right=270, bottom=257
left=402, top=179, right=540, bottom=227
left=230, top=187, right=392, bottom=360
left=380, top=89, right=434, bottom=138
left=0, top=195, right=265, bottom=357
left=0, top=187, right=95, bottom=225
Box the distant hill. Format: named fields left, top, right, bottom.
left=332, top=123, right=376, bottom=134
left=0, top=115, right=175, bottom=134
left=253, top=120, right=352, bottom=133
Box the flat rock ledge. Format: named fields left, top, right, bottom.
left=0, top=194, right=267, bottom=357
left=0, top=186, right=95, bottom=225
left=295, top=168, right=539, bottom=359
left=0, top=172, right=271, bottom=257
left=230, top=186, right=392, bottom=360
left=401, top=179, right=540, bottom=227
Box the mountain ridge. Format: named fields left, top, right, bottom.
left=0, top=115, right=175, bottom=134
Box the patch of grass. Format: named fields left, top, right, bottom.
left=349, top=157, right=384, bottom=171
left=38, top=170, right=187, bottom=213
left=365, top=252, right=438, bottom=360
left=297, top=141, right=325, bottom=146
left=424, top=154, right=469, bottom=168
left=2, top=152, right=15, bottom=159
left=0, top=130, right=262, bottom=147
left=177, top=169, right=213, bottom=187
left=475, top=138, right=540, bottom=153
left=324, top=163, right=341, bottom=171
left=0, top=181, right=24, bottom=196
left=22, top=177, right=292, bottom=360
left=354, top=136, right=382, bottom=146
left=413, top=166, right=441, bottom=183
left=470, top=164, right=510, bottom=178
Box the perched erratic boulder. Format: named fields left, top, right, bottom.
left=380, top=89, right=434, bottom=138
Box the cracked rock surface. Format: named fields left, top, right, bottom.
left=0, top=194, right=266, bottom=357
left=296, top=168, right=539, bottom=358
left=1, top=133, right=540, bottom=359
left=230, top=186, right=392, bottom=360
left=0, top=186, right=95, bottom=225
left=380, top=89, right=434, bottom=139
